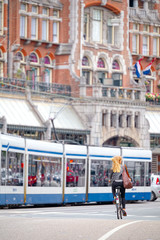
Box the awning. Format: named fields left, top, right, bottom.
left=0, top=97, right=87, bottom=134
left=33, top=100, right=86, bottom=131
left=0, top=97, right=42, bottom=127
left=145, top=111, right=160, bottom=134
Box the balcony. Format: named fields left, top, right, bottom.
left=0, top=77, right=71, bottom=97
left=129, top=8, right=159, bottom=21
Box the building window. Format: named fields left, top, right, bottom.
left=97, top=58, right=105, bottom=68
left=107, top=19, right=116, bottom=45
left=21, top=3, right=27, bottom=11
left=31, top=18, right=38, bottom=39
left=142, top=36, right=149, bottom=55
left=29, top=52, right=38, bottom=63
left=112, top=60, right=120, bottom=70
left=133, top=23, right=139, bottom=31
left=32, top=5, right=38, bottom=13
left=143, top=25, right=149, bottom=32
left=42, top=7, right=48, bottom=15
left=42, top=20, right=48, bottom=41
left=92, top=9, right=102, bottom=42
left=153, top=26, right=159, bottom=34
left=43, top=56, right=52, bottom=85
left=153, top=37, right=159, bottom=56
left=107, top=24, right=113, bottom=44
left=53, top=10, right=59, bottom=17
left=112, top=73, right=122, bottom=86
left=84, top=7, right=120, bottom=47
left=53, top=22, right=59, bottom=43
left=132, top=34, right=139, bottom=54
left=112, top=60, right=122, bottom=86
left=82, top=56, right=92, bottom=85
left=97, top=58, right=108, bottom=84
left=84, top=13, right=89, bottom=41
left=20, top=15, right=27, bottom=38
left=16, top=52, right=24, bottom=62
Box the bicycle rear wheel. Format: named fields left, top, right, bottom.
left=116, top=203, right=122, bottom=219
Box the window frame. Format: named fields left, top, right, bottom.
left=153, top=37, right=159, bottom=56
left=142, top=35, right=149, bottom=56
left=92, top=9, right=102, bottom=43
left=31, top=17, right=38, bottom=40
left=132, top=34, right=139, bottom=54
left=53, top=21, right=59, bottom=43
left=42, top=19, right=48, bottom=41
left=20, top=15, right=27, bottom=38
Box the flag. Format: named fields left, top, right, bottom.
left=134, top=57, right=143, bottom=78
left=143, top=58, right=156, bottom=75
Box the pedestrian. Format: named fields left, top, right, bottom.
left=110, top=155, right=131, bottom=216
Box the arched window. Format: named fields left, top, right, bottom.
left=16, top=52, right=24, bottom=61
left=97, top=58, right=105, bottom=68
left=112, top=59, right=122, bottom=86
left=29, top=52, right=38, bottom=63
left=27, top=52, right=39, bottom=90
left=112, top=60, right=120, bottom=70
left=97, top=58, right=108, bottom=84
left=43, top=56, right=52, bottom=86
left=82, top=56, right=90, bottom=66
left=82, top=56, right=92, bottom=85
left=44, top=56, right=51, bottom=65
left=14, top=51, right=25, bottom=79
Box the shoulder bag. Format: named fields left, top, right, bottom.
left=122, top=166, right=133, bottom=189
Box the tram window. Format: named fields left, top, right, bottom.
left=90, top=160, right=112, bottom=187
left=124, top=161, right=145, bottom=186
left=66, top=158, right=85, bottom=187
left=28, top=155, right=62, bottom=187
left=0, top=151, right=24, bottom=186
left=145, top=162, right=151, bottom=186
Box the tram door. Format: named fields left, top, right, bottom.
left=63, top=145, right=87, bottom=204
left=0, top=135, right=25, bottom=206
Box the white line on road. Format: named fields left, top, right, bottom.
left=98, top=220, right=142, bottom=240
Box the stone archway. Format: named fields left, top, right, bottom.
left=103, top=135, right=139, bottom=147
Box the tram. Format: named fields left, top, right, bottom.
left=0, top=133, right=152, bottom=206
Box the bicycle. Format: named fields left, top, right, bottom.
left=115, top=186, right=123, bottom=219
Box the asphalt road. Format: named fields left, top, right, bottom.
left=0, top=199, right=160, bottom=240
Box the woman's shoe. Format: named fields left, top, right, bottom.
left=122, top=209, right=127, bottom=216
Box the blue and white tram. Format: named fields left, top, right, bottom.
left=0, top=133, right=152, bottom=207
left=0, top=134, right=25, bottom=206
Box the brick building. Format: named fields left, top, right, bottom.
left=0, top=0, right=160, bottom=174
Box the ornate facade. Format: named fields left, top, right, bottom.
left=0, top=0, right=160, bottom=172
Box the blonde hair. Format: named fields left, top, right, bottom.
left=111, top=156, right=122, bottom=173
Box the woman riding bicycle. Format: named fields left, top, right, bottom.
left=110, top=156, right=131, bottom=217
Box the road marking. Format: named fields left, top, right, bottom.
left=98, top=220, right=142, bottom=240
